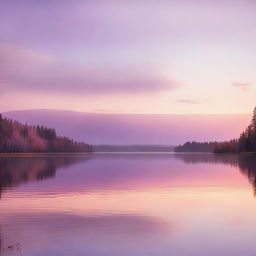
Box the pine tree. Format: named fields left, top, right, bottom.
left=252, top=106, right=256, bottom=129
left=238, top=105, right=256, bottom=152
left=251, top=106, right=256, bottom=151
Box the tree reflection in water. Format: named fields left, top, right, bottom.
left=0, top=155, right=91, bottom=255
left=1, top=154, right=256, bottom=197
left=0, top=155, right=91, bottom=198
left=175, top=153, right=256, bottom=195
left=0, top=153, right=256, bottom=255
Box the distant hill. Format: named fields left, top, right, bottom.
left=94, top=145, right=174, bottom=152
left=3, top=109, right=251, bottom=145
left=0, top=114, right=92, bottom=153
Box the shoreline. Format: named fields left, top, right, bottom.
left=0, top=151, right=255, bottom=157
left=0, top=152, right=94, bottom=157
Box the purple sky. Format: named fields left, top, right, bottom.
left=0, top=0, right=255, bottom=114
left=4, top=109, right=251, bottom=144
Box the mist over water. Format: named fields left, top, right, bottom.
left=1, top=153, right=256, bottom=256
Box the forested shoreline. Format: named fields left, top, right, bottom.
left=174, top=141, right=216, bottom=152
left=1, top=106, right=255, bottom=154
left=175, top=106, right=256, bottom=153
left=0, top=114, right=93, bottom=153
left=214, top=106, right=256, bottom=153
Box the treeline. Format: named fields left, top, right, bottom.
left=175, top=106, right=256, bottom=153
left=213, top=139, right=238, bottom=153
left=174, top=141, right=216, bottom=152
left=0, top=114, right=93, bottom=153
left=214, top=106, right=256, bottom=153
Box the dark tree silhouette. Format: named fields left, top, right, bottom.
left=174, top=141, right=217, bottom=152
left=175, top=106, right=256, bottom=153
left=213, top=139, right=238, bottom=153
left=214, top=106, right=256, bottom=153
left=0, top=114, right=93, bottom=153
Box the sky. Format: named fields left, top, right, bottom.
left=0, top=0, right=256, bottom=114
left=4, top=110, right=252, bottom=144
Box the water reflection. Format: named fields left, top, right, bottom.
left=175, top=153, right=256, bottom=194
left=0, top=155, right=91, bottom=197
left=1, top=153, right=256, bottom=194
left=1, top=212, right=171, bottom=236
left=174, top=153, right=239, bottom=165
left=0, top=228, right=2, bottom=256
left=1, top=153, right=256, bottom=256
left=237, top=155, right=256, bottom=196
left=0, top=213, right=172, bottom=256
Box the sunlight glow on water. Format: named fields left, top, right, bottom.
left=0, top=153, right=256, bottom=256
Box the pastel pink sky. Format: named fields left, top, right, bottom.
left=0, top=0, right=255, bottom=114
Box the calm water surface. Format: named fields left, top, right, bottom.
left=1, top=153, right=256, bottom=256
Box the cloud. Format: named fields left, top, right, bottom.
left=232, top=82, right=250, bottom=90
left=176, top=99, right=201, bottom=104
left=0, top=0, right=255, bottom=50
left=0, top=43, right=182, bottom=94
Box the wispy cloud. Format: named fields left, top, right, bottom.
left=232, top=82, right=251, bottom=90
left=1, top=0, right=255, bottom=49
left=176, top=99, right=201, bottom=104
left=0, top=43, right=182, bottom=95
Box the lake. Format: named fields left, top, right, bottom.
left=1, top=153, right=256, bottom=256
